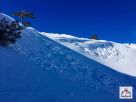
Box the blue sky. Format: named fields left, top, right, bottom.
left=1, top=0, right=136, bottom=43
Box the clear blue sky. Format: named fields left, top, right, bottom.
left=1, top=0, right=136, bottom=43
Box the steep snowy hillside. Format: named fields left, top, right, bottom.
left=42, top=32, right=136, bottom=77
left=0, top=13, right=136, bottom=102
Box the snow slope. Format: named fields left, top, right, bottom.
left=42, top=32, right=136, bottom=77
left=0, top=13, right=136, bottom=102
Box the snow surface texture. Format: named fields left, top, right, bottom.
left=0, top=13, right=136, bottom=102
left=42, top=32, right=136, bottom=77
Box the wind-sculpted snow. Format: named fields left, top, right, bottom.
left=0, top=13, right=136, bottom=102
left=42, top=32, right=136, bottom=77
left=11, top=28, right=136, bottom=99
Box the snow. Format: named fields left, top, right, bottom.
left=40, top=32, right=88, bottom=40
left=124, top=43, right=136, bottom=49
left=41, top=32, right=136, bottom=77
left=0, top=13, right=15, bottom=22
left=0, top=13, right=136, bottom=102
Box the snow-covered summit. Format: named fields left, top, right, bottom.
left=41, top=32, right=136, bottom=77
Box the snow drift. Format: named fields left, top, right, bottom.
left=0, top=13, right=136, bottom=102
left=42, top=32, right=136, bottom=77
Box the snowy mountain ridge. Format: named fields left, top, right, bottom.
left=41, top=32, right=136, bottom=77
left=0, top=12, right=136, bottom=102
left=1, top=12, right=135, bottom=77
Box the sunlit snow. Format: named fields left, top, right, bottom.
left=42, top=32, right=136, bottom=77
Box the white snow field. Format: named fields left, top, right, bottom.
left=0, top=13, right=136, bottom=102
left=42, top=32, right=136, bottom=77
